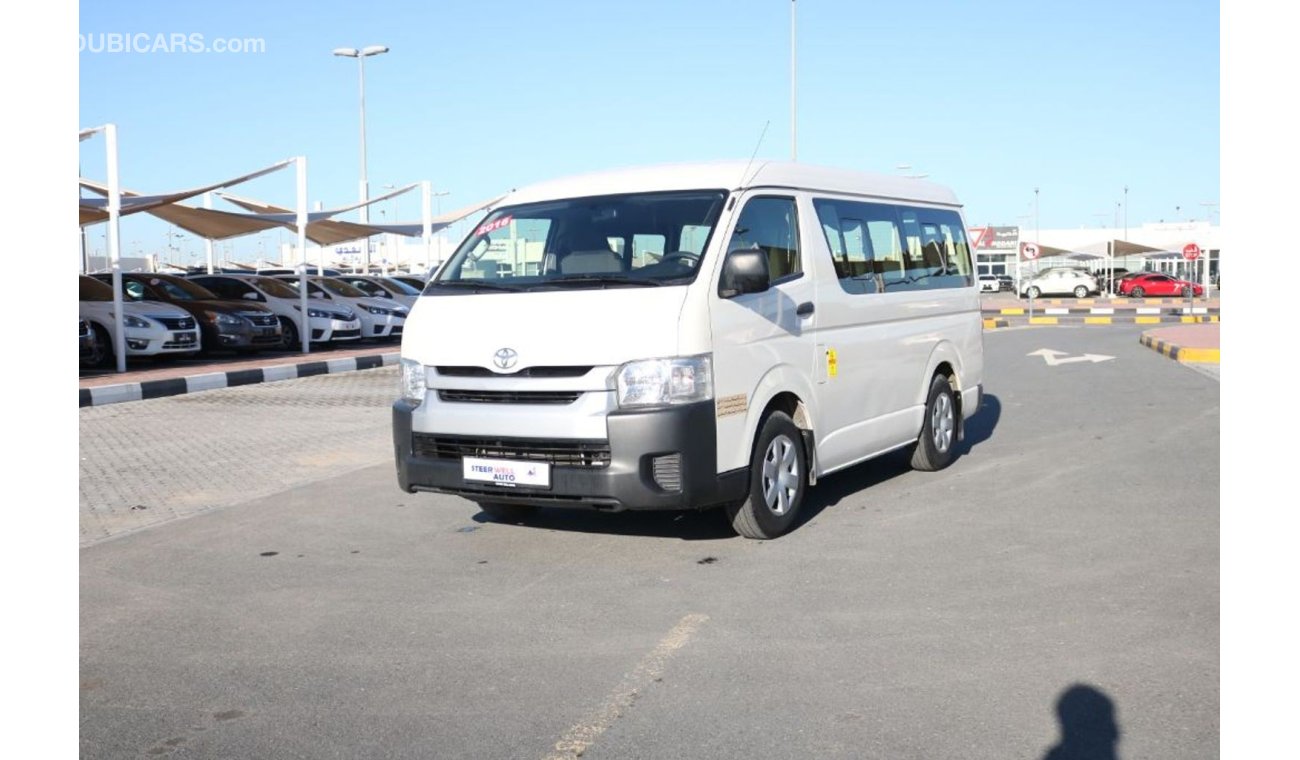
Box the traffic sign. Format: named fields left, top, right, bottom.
left=1021, top=242, right=1040, bottom=260
left=1182, top=243, right=1201, bottom=261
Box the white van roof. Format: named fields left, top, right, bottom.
left=502, top=160, right=961, bottom=208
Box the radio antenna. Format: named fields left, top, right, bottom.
left=739, top=120, right=770, bottom=188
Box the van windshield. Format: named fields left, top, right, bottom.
left=428, top=190, right=727, bottom=293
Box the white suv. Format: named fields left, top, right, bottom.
left=1020, top=268, right=1098, bottom=299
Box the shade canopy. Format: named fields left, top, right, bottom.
left=78, top=159, right=294, bottom=226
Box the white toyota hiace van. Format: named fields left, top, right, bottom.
left=393, top=161, right=984, bottom=539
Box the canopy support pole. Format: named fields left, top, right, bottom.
left=422, top=181, right=433, bottom=276
left=297, top=156, right=310, bottom=354
left=203, top=193, right=216, bottom=274
left=105, top=124, right=127, bottom=373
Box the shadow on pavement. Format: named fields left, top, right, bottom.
left=1041, top=683, right=1122, bottom=760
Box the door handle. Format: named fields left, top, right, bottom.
left=796, top=301, right=815, bottom=317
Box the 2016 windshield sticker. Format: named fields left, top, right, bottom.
left=476, top=215, right=512, bottom=237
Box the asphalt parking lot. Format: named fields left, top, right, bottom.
left=79, top=324, right=1219, bottom=759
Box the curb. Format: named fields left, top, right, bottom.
left=984, top=315, right=1219, bottom=330
left=79, top=352, right=400, bottom=408
left=1139, top=334, right=1220, bottom=364
left=987, top=307, right=1218, bottom=316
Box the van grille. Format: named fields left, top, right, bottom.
left=412, top=434, right=611, bottom=468
left=435, top=365, right=593, bottom=378
left=438, top=390, right=582, bottom=405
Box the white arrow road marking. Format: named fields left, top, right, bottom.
left=1028, top=349, right=1116, bottom=366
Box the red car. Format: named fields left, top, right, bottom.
left=1117, top=273, right=1204, bottom=298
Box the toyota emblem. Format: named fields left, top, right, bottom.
left=493, top=347, right=518, bottom=370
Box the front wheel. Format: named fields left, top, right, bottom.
left=1180, top=286, right=1192, bottom=298
left=88, top=323, right=113, bottom=368
left=725, top=411, right=807, bottom=540
left=1131, top=286, right=1145, bottom=298
left=1027, top=286, right=1041, bottom=299
left=279, top=317, right=301, bottom=350
left=910, top=374, right=959, bottom=472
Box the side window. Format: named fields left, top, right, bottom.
left=813, top=198, right=905, bottom=294
left=727, top=196, right=801, bottom=282
left=814, top=200, right=972, bottom=293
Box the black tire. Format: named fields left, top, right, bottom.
left=88, top=323, right=113, bottom=368
left=910, top=374, right=958, bottom=472
left=1027, top=286, right=1041, bottom=299
left=477, top=502, right=535, bottom=523
left=279, top=317, right=300, bottom=350
left=1180, top=286, right=1192, bottom=298
left=725, top=411, right=807, bottom=540
left=1073, top=285, right=1088, bottom=299
left=1131, top=286, right=1145, bottom=298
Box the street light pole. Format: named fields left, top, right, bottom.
left=333, top=45, right=389, bottom=224
left=1033, top=187, right=1040, bottom=243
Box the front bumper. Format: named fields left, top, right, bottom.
left=392, top=399, right=746, bottom=511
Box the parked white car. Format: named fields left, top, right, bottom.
left=79, top=275, right=201, bottom=367
left=273, top=275, right=408, bottom=340
left=1019, top=268, right=1098, bottom=299
left=978, top=275, right=1001, bottom=293
left=188, top=273, right=363, bottom=347
left=335, top=274, right=420, bottom=310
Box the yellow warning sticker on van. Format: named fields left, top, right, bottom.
left=715, top=393, right=748, bottom=418
left=827, top=348, right=838, bottom=378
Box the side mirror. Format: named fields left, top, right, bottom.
left=719, top=249, right=770, bottom=298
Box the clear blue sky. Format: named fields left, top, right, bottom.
left=78, top=0, right=1220, bottom=262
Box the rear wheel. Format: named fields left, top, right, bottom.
left=1073, top=285, right=1089, bottom=298
left=725, top=411, right=807, bottom=540
left=477, top=502, right=535, bottom=523
left=910, top=373, right=958, bottom=472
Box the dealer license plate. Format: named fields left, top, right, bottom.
left=463, top=457, right=551, bottom=489
left=173, top=332, right=195, bottom=343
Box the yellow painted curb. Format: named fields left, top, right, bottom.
left=1178, top=348, right=1221, bottom=363
left=1134, top=316, right=1161, bottom=324
left=1000, top=308, right=1026, bottom=315
left=1028, top=316, right=1059, bottom=325
left=1084, top=316, right=1112, bottom=324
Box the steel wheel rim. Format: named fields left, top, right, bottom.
left=932, top=392, right=954, bottom=453
left=761, top=434, right=800, bottom=515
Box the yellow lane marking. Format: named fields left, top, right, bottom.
left=544, top=614, right=709, bottom=760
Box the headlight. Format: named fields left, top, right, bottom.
left=121, top=315, right=152, bottom=329
left=365, top=305, right=393, bottom=316
left=307, top=308, right=330, bottom=318
left=399, top=358, right=427, bottom=405
left=206, top=311, right=244, bottom=326
left=393, top=308, right=409, bottom=318
left=616, top=355, right=713, bottom=408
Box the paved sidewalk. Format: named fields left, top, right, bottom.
left=1139, top=323, right=1220, bottom=364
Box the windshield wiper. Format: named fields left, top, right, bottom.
left=535, top=275, right=663, bottom=289
left=425, top=280, right=522, bottom=293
